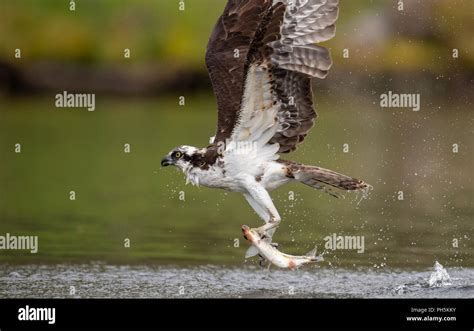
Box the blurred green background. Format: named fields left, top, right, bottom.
left=0, top=0, right=472, bottom=268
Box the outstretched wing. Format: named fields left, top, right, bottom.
left=205, top=0, right=273, bottom=144
left=205, top=0, right=339, bottom=158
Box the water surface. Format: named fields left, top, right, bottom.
left=1, top=263, right=472, bottom=298
left=1, top=96, right=472, bottom=268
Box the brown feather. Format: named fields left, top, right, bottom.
left=205, top=0, right=340, bottom=158
left=206, top=0, right=273, bottom=144
left=278, top=159, right=369, bottom=192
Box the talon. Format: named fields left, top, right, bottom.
left=250, top=228, right=266, bottom=239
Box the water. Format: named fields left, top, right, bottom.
left=0, top=97, right=472, bottom=299
left=1, top=262, right=472, bottom=298
left=428, top=261, right=452, bottom=287
left=0, top=96, right=472, bottom=268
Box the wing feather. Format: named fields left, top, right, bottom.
left=205, top=0, right=339, bottom=162
left=205, top=0, right=273, bottom=144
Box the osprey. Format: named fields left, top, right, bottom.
left=162, top=0, right=369, bottom=262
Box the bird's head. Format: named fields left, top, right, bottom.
left=161, top=145, right=201, bottom=170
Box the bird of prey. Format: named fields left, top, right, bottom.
left=162, top=0, right=369, bottom=261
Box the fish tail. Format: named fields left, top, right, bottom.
left=306, top=246, right=324, bottom=262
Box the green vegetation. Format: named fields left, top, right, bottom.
left=0, top=0, right=223, bottom=68
left=1, top=0, right=472, bottom=72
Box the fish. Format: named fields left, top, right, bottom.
left=242, top=225, right=324, bottom=270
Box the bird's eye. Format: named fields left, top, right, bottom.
left=173, top=151, right=183, bottom=159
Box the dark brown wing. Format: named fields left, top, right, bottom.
left=206, top=0, right=339, bottom=160
left=205, top=0, right=273, bottom=144
left=267, top=0, right=339, bottom=153
left=268, top=69, right=315, bottom=153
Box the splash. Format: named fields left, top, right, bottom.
left=357, top=184, right=373, bottom=205
left=347, top=184, right=373, bottom=206
left=340, top=183, right=374, bottom=207
left=428, top=261, right=451, bottom=287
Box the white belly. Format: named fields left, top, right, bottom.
left=186, top=166, right=246, bottom=192
left=187, top=161, right=291, bottom=193
left=259, top=162, right=292, bottom=191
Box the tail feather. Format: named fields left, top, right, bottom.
left=278, top=160, right=369, bottom=198
left=304, top=180, right=344, bottom=198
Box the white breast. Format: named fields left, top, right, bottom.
left=186, top=165, right=246, bottom=192
left=187, top=160, right=291, bottom=193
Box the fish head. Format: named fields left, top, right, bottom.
left=241, top=225, right=259, bottom=243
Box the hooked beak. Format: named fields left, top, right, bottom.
left=161, top=156, right=173, bottom=167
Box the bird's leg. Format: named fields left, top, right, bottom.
left=243, top=180, right=282, bottom=247
left=252, top=216, right=281, bottom=240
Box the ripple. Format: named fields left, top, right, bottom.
left=0, top=263, right=473, bottom=298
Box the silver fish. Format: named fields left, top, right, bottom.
left=242, top=225, right=323, bottom=269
